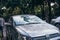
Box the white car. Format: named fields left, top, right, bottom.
left=7, top=15, right=60, bottom=40
left=51, top=16, right=60, bottom=29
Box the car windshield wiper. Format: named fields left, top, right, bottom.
left=27, top=22, right=41, bottom=24
left=16, top=22, right=41, bottom=26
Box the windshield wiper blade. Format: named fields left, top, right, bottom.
left=28, top=22, right=40, bottom=24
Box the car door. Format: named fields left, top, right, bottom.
left=7, top=17, right=25, bottom=40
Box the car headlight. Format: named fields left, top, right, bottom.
left=23, top=36, right=27, bottom=40
left=23, top=36, right=32, bottom=40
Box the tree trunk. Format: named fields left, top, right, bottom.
left=48, top=0, right=51, bottom=23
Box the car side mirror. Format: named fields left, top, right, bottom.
left=4, top=22, right=11, bottom=26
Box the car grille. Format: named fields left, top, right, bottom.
left=33, top=35, right=47, bottom=40
left=49, top=33, right=60, bottom=38
left=33, top=33, right=60, bottom=40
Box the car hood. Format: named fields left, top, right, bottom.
left=15, top=23, right=59, bottom=37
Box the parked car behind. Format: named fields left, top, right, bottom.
left=51, top=16, right=60, bottom=29
left=6, top=15, right=60, bottom=40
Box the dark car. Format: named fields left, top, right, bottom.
left=6, top=15, right=60, bottom=40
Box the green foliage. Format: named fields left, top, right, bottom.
left=12, top=7, right=21, bottom=15
left=34, top=5, right=42, bottom=15
left=0, top=0, right=43, bottom=18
